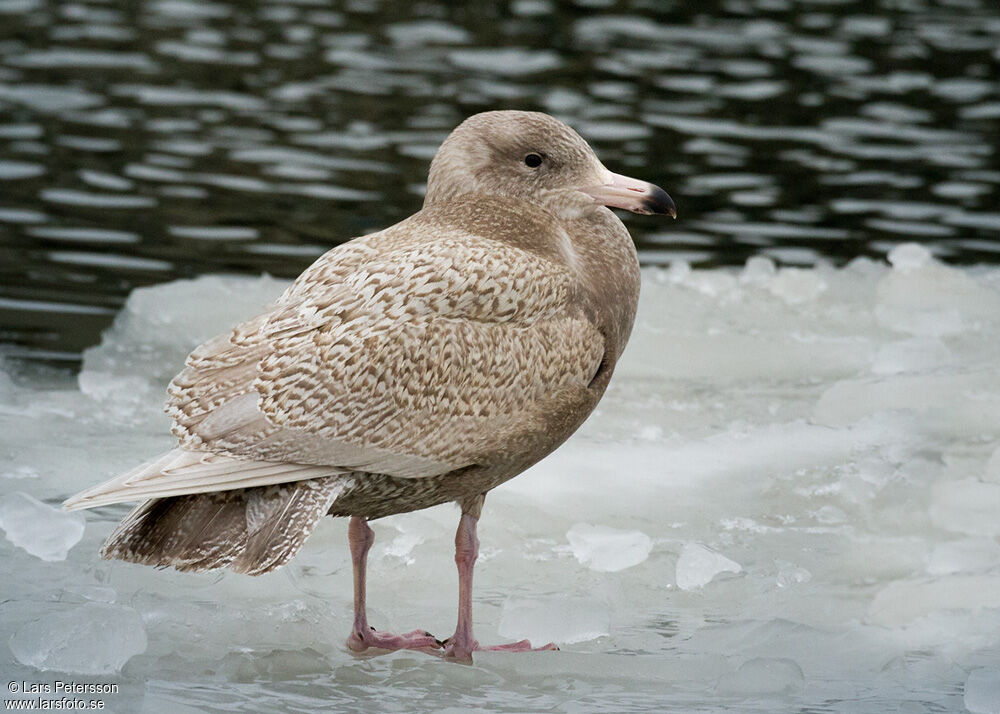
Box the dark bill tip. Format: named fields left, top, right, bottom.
left=644, top=185, right=677, bottom=218
left=581, top=172, right=678, bottom=217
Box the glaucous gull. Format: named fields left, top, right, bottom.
left=64, top=110, right=675, bottom=661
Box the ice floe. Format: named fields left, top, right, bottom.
left=1, top=244, right=998, bottom=711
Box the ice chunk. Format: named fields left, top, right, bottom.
left=868, top=576, right=1000, bottom=625
left=767, top=267, right=826, bottom=304
left=870, top=337, right=952, bottom=375
left=930, top=479, right=1000, bottom=537
left=566, top=523, right=652, bottom=572
left=9, top=603, right=147, bottom=674
left=675, top=543, right=742, bottom=590
left=0, top=491, right=84, bottom=561
left=80, top=273, right=288, bottom=392
left=620, top=264, right=878, bottom=382
left=674, top=268, right=740, bottom=299
left=77, top=370, right=162, bottom=423
left=716, top=658, right=804, bottom=695
left=498, top=597, right=610, bottom=645
left=875, top=245, right=1000, bottom=337
left=887, top=242, right=933, bottom=272
left=926, top=539, right=1000, bottom=575
left=814, top=373, right=1000, bottom=436
left=965, top=668, right=1000, bottom=714
left=665, top=259, right=691, bottom=283
left=739, top=256, right=776, bottom=286
left=74, top=274, right=289, bottom=427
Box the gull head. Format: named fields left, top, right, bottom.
left=424, top=110, right=676, bottom=218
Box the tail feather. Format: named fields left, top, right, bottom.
left=62, top=448, right=343, bottom=511
left=100, top=476, right=348, bottom=575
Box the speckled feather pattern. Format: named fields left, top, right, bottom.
left=168, top=198, right=606, bottom=477
left=71, top=111, right=645, bottom=574
left=101, top=477, right=348, bottom=574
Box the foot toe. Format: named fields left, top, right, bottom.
left=346, top=627, right=442, bottom=654
left=483, top=639, right=559, bottom=652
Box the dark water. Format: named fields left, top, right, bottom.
left=1, top=0, right=999, bottom=361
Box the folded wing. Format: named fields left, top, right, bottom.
left=65, top=221, right=604, bottom=510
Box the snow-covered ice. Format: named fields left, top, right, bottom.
left=0, top=491, right=84, bottom=561
left=1, top=243, right=999, bottom=712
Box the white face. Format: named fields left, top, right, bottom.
left=425, top=111, right=675, bottom=218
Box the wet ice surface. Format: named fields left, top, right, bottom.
left=965, top=668, right=1000, bottom=714
left=2, top=245, right=1000, bottom=712
left=9, top=603, right=147, bottom=676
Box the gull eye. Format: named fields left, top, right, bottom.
left=524, top=153, right=543, bottom=168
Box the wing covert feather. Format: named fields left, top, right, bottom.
left=167, top=228, right=605, bottom=479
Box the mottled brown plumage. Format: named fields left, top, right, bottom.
left=102, top=476, right=347, bottom=575
left=64, top=110, right=674, bottom=660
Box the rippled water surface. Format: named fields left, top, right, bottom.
left=1, top=0, right=999, bottom=358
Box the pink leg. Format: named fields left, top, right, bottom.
left=345, top=516, right=441, bottom=654
left=442, top=496, right=558, bottom=661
